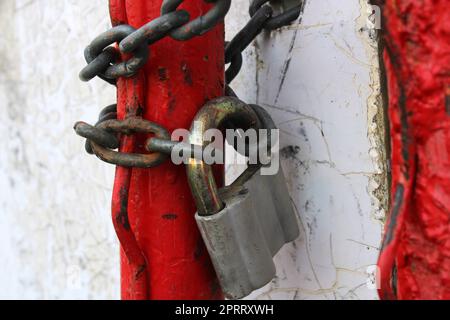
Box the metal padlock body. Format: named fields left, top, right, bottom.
left=196, top=167, right=299, bottom=299
left=187, top=97, right=299, bottom=299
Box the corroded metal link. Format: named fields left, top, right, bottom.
left=83, top=104, right=118, bottom=154
left=224, top=1, right=303, bottom=84
left=225, top=51, right=243, bottom=84
left=119, top=11, right=190, bottom=53
left=88, top=118, right=170, bottom=168
left=75, top=121, right=120, bottom=151
left=79, top=47, right=118, bottom=83
left=161, top=0, right=231, bottom=41
left=81, top=2, right=229, bottom=84
left=76, top=1, right=294, bottom=170
left=225, top=5, right=273, bottom=64
left=264, top=5, right=303, bottom=30
left=249, top=0, right=302, bottom=30
left=147, top=138, right=224, bottom=162
left=224, top=5, right=272, bottom=84
left=83, top=25, right=149, bottom=81
left=79, top=0, right=298, bottom=85
left=98, top=104, right=118, bottom=120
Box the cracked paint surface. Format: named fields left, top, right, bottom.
left=227, top=0, right=386, bottom=300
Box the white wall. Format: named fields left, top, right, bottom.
left=0, top=0, right=386, bottom=299
left=226, top=0, right=386, bottom=300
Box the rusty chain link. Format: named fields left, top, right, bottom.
left=225, top=0, right=304, bottom=84
left=75, top=116, right=171, bottom=168
left=76, top=0, right=303, bottom=167
left=250, top=0, right=303, bottom=30
left=79, top=0, right=231, bottom=84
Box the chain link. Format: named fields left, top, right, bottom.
left=75, top=117, right=170, bottom=168
left=225, top=0, right=304, bottom=84
left=161, top=0, right=232, bottom=41
left=249, top=0, right=303, bottom=30
left=80, top=0, right=230, bottom=84
left=80, top=25, right=149, bottom=84
left=81, top=104, right=118, bottom=154
left=76, top=0, right=304, bottom=166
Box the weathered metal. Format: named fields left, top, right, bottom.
left=188, top=100, right=300, bottom=299
left=224, top=47, right=243, bottom=84
left=224, top=0, right=304, bottom=84
left=85, top=104, right=118, bottom=154
left=147, top=138, right=225, bottom=163
left=80, top=0, right=230, bottom=86
left=119, top=11, right=190, bottom=53
left=249, top=0, right=303, bottom=30
left=225, top=6, right=272, bottom=64
left=90, top=118, right=170, bottom=168
left=74, top=121, right=120, bottom=150
left=186, top=96, right=261, bottom=216
left=78, top=47, right=117, bottom=83
left=225, top=5, right=272, bottom=84
left=195, top=170, right=300, bottom=299
left=161, top=0, right=231, bottom=40
left=81, top=25, right=149, bottom=81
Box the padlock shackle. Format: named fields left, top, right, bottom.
left=187, top=96, right=261, bottom=216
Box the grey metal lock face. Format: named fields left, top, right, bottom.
left=187, top=97, right=299, bottom=299
left=195, top=167, right=299, bottom=300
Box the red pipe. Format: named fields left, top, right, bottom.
left=108, top=0, right=224, bottom=300
left=377, top=0, right=450, bottom=299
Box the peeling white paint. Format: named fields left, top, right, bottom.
left=357, top=0, right=389, bottom=223
left=227, top=0, right=386, bottom=300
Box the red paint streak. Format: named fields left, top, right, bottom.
left=377, top=0, right=450, bottom=299
left=112, top=74, right=149, bottom=300
left=109, top=0, right=224, bottom=300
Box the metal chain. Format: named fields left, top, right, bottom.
left=225, top=0, right=304, bottom=84
left=250, top=0, right=303, bottom=30
left=75, top=0, right=303, bottom=166
left=75, top=102, right=171, bottom=168
left=79, top=0, right=231, bottom=85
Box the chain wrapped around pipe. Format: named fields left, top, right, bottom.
left=79, top=0, right=231, bottom=85
left=75, top=109, right=171, bottom=168
left=76, top=0, right=305, bottom=163
left=73, top=0, right=305, bottom=301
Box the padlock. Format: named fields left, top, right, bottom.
left=186, top=97, right=300, bottom=299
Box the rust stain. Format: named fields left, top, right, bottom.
left=116, top=186, right=131, bottom=230
left=162, top=213, right=178, bottom=220
left=167, top=92, right=177, bottom=113
left=158, top=67, right=168, bottom=81
left=181, top=62, right=193, bottom=86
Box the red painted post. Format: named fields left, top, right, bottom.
left=376, top=0, right=450, bottom=299
left=109, top=0, right=224, bottom=300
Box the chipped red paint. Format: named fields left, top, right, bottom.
left=377, top=0, right=450, bottom=299
left=109, top=0, right=224, bottom=300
